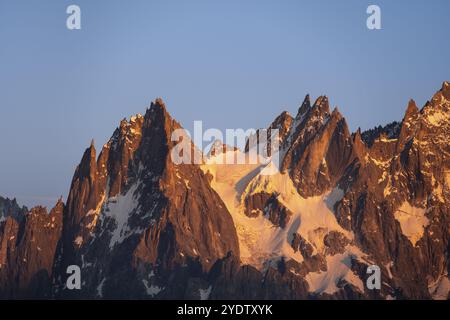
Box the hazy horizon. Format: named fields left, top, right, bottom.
left=1, top=0, right=449, bottom=208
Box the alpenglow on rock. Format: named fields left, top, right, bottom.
left=0, top=83, right=449, bottom=300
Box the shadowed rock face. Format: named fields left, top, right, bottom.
left=244, top=110, right=294, bottom=154
left=0, top=196, right=27, bottom=224
left=244, top=192, right=293, bottom=228
left=0, top=83, right=449, bottom=300
left=0, top=200, right=63, bottom=298
left=291, top=233, right=314, bottom=258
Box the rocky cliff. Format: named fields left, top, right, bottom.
left=0, top=83, right=448, bottom=300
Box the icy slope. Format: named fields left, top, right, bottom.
left=202, top=150, right=367, bottom=294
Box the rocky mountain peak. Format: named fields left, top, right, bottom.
left=396, top=99, right=420, bottom=151
left=52, top=198, right=64, bottom=214
left=79, top=140, right=97, bottom=179
left=1, top=84, right=449, bottom=300
left=244, top=110, right=294, bottom=153
left=152, top=97, right=166, bottom=109
left=331, top=106, right=343, bottom=120
left=143, top=98, right=183, bottom=144
left=50, top=98, right=240, bottom=298
left=0, top=196, right=28, bottom=223
left=352, top=127, right=367, bottom=160
left=0, top=199, right=63, bottom=298
left=296, top=94, right=311, bottom=120
left=439, top=80, right=450, bottom=100
left=269, top=110, right=294, bottom=145
left=280, top=94, right=355, bottom=197
left=428, top=81, right=450, bottom=106
left=208, top=140, right=238, bottom=157
left=313, top=95, right=331, bottom=115
left=405, top=99, right=419, bottom=119
left=146, top=98, right=177, bottom=128
left=272, top=111, right=293, bottom=128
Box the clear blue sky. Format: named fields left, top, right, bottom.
left=0, top=0, right=449, bottom=208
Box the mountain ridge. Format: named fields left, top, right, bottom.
left=0, top=82, right=449, bottom=299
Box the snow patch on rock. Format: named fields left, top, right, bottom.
left=394, top=202, right=429, bottom=246
left=142, top=279, right=162, bottom=297
left=100, top=183, right=140, bottom=248
left=199, top=286, right=212, bottom=300
left=305, top=247, right=365, bottom=295
left=202, top=151, right=353, bottom=268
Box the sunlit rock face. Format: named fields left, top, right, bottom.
left=0, top=83, right=449, bottom=300
left=52, top=99, right=239, bottom=299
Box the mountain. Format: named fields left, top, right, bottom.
left=53, top=99, right=239, bottom=299
left=0, top=198, right=62, bottom=298
left=0, top=196, right=27, bottom=223
left=0, top=83, right=449, bottom=300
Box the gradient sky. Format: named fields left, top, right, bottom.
left=0, top=0, right=449, bottom=208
